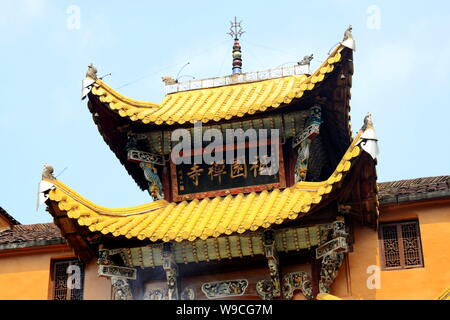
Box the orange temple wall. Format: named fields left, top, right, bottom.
left=332, top=198, right=450, bottom=300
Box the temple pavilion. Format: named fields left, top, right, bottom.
left=38, top=22, right=381, bottom=300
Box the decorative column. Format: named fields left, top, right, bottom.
left=293, top=103, right=323, bottom=182
left=162, top=243, right=179, bottom=300
left=257, top=230, right=281, bottom=299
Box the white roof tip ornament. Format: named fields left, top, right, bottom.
left=81, top=63, right=111, bottom=100
left=81, top=63, right=97, bottom=100
left=37, top=163, right=56, bottom=211
left=357, top=113, right=379, bottom=160
left=341, top=25, right=356, bottom=51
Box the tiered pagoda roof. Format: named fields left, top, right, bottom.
left=41, top=31, right=379, bottom=261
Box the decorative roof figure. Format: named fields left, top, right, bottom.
left=161, top=76, right=177, bottom=85
left=358, top=113, right=379, bottom=160
left=341, top=25, right=356, bottom=51
left=227, top=17, right=245, bottom=74
left=42, top=163, right=55, bottom=180
left=86, top=63, right=98, bottom=80
left=343, top=25, right=353, bottom=41
left=298, top=54, right=314, bottom=66
left=82, top=63, right=98, bottom=100
left=361, top=112, right=374, bottom=131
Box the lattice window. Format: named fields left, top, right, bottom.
left=52, top=259, right=85, bottom=300
left=379, top=221, right=424, bottom=270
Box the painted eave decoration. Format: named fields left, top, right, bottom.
left=42, top=130, right=367, bottom=243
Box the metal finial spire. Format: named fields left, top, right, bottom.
left=227, top=16, right=245, bottom=40
left=227, top=17, right=244, bottom=74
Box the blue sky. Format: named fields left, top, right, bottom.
left=1, top=0, right=449, bottom=224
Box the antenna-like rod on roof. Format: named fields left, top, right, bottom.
left=177, top=75, right=196, bottom=81
left=176, top=62, right=190, bottom=81
left=99, top=73, right=112, bottom=80
left=227, top=17, right=244, bottom=74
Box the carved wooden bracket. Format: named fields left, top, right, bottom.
left=317, top=217, right=348, bottom=294
left=144, top=287, right=195, bottom=300
left=144, top=288, right=167, bottom=300
left=202, top=279, right=248, bottom=299
left=97, top=248, right=137, bottom=280
left=319, top=252, right=345, bottom=294
left=256, top=279, right=275, bottom=300
left=282, top=271, right=313, bottom=300
left=97, top=248, right=112, bottom=265
left=111, top=276, right=133, bottom=300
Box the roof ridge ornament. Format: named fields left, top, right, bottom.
left=86, top=63, right=98, bottom=80
left=161, top=76, right=177, bottom=85
left=341, top=25, right=356, bottom=51
left=361, top=112, right=374, bottom=131
left=298, top=54, right=314, bottom=66
left=357, top=113, right=379, bottom=160
left=37, top=164, right=56, bottom=211
left=228, top=17, right=244, bottom=74
left=42, top=163, right=56, bottom=181
left=81, top=64, right=111, bottom=100
left=343, top=25, right=353, bottom=41
left=82, top=63, right=97, bottom=100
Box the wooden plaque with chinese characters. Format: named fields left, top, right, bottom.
left=170, top=140, right=286, bottom=201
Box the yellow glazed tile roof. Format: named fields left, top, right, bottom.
left=90, top=45, right=346, bottom=125
left=45, top=131, right=363, bottom=243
